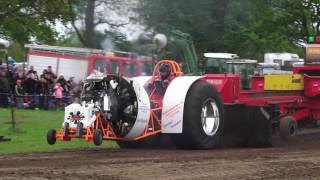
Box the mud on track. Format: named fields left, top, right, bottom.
left=1, top=133, right=320, bottom=180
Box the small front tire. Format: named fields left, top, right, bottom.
left=93, top=129, right=103, bottom=146
left=47, top=129, right=57, bottom=145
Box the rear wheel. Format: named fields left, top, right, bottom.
left=47, top=129, right=56, bottom=145
left=93, top=129, right=103, bottom=146
left=172, top=80, right=224, bottom=149
left=280, top=116, right=297, bottom=141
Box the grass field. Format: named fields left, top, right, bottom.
left=0, top=108, right=117, bottom=154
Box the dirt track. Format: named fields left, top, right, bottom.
left=1, top=134, right=320, bottom=180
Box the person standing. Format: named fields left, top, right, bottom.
left=53, top=82, right=64, bottom=110
left=38, top=76, right=49, bottom=110
left=24, top=73, right=37, bottom=109
left=0, top=68, right=10, bottom=107
left=14, top=80, right=24, bottom=108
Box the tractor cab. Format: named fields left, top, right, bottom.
left=203, top=53, right=257, bottom=89
left=226, top=59, right=257, bottom=89
left=203, top=53, right=239, bottom=74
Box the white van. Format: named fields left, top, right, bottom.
left=264, top=53, right=303, bottom=69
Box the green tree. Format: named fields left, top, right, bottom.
left=137, top=0, right=318, bottom=60
left=67, top=0, right=137, bottom=48
left=0, top=0, right=73, bottom=44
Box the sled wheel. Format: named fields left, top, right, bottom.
left=47, top=129, right=57, bottom=145
left=280, top=116, right=297, bottom=141
left=93, top=129, right=103, bottom=146
left=172, top=80, right=224, bottom=149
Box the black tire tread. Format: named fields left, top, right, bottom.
left=172, top=80, right=225, bottom=149
left=93, top=129, right=103, bottom=146
left=47, top=129, right=56, bottom=145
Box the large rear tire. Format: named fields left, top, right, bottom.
left=172, top=80, right=224, bottom=149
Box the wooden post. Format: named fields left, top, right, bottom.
left=10, top=106, right=16, bottom=128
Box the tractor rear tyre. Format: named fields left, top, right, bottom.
left=47, top=129, right=56, bottom=145
left=280, top=116, right=297, bottom=141
left=172, top=80, right=224, bottom=149
left=93, top=129, right=103, bottom=146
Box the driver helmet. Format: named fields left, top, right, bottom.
left=159, top=64, right=171, bottom=80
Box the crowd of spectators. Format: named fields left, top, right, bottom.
left=0, top=62, right=81, bottom=110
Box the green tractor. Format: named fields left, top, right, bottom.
left=138, top=30, right=257, bottom=89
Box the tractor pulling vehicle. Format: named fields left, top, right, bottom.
left=47, top=38, right=320, bottom=149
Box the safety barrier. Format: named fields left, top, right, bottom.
left=0, top=93, right=79, bottom=109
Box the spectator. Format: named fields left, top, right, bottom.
left=27, top=65, right=35, bottom=75
left=57, top=74, right=68, bottom=92
left=0, top=68, right=10, bottom=107
left=41, top=69, right=47, bottom=77
left=54, top=82, right=64, bottom=109
left=38, top=76, right=49, bottom=110
left=6, top=65, right=14, bottom=88
left=68, top=77, right=80, bottom=104
left=15, top=64, right=25, bottom=78
left=7, top=57, right=16, bottom=74
left=33, top=71, right=39, bottom=81
left=15, top=71, right=25, bottom=84
left=24, top=73, right=37, bottom=109
left=14, top=80, right=24, bottom=108
left=43, top=71, right=55, bottom=109
left=7, top=57, right=16, bottom=66
left=46, top=66, right=57, bottom=80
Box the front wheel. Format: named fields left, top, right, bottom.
left=47, top=129, right=57, bottom=145
left=172, top=80, right=224, bottom=149
left=93, top=129, right=103, bottom=146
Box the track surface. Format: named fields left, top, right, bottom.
left=1, top=134, right=320, bottom=180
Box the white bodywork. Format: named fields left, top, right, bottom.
left=124, top=76, right=151, bottom=140
left=64, top=103, right=95, bottom=128
left=62, top=76, right=151, bottom=140
left=161, top=76, right=202, bottom=133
